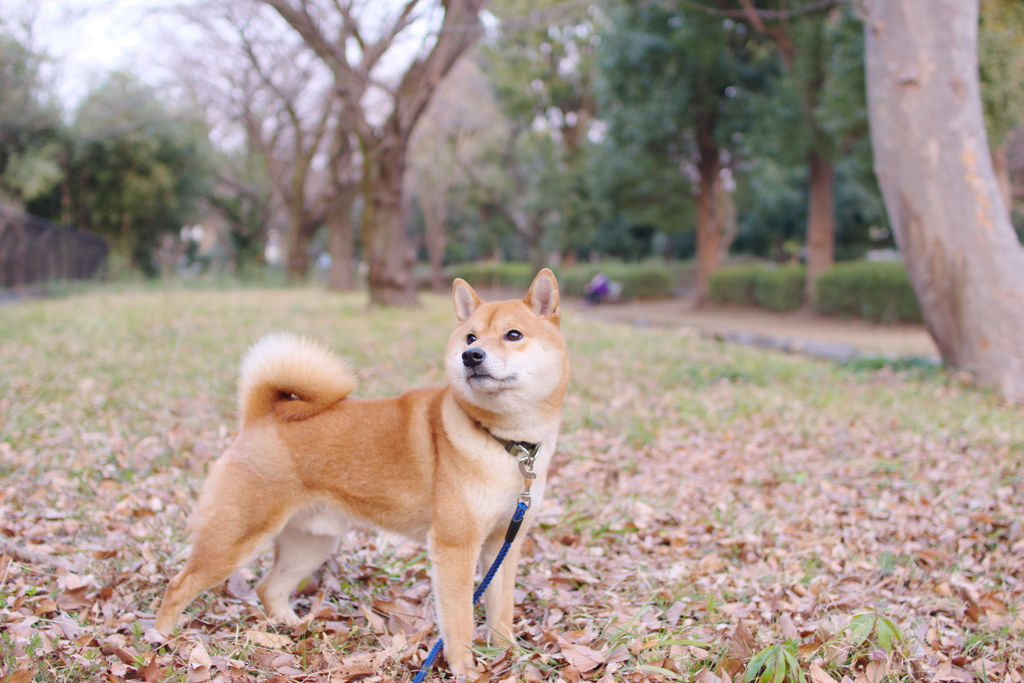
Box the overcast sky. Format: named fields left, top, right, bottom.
left=20, top=0, right=452, bottom=113
left=19, top=0, right=175, bottom=109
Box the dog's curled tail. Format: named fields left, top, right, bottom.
left=237, top=332, right=357, bottom=423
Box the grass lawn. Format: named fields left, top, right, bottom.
left=1, top=285, right=1022, bottom=682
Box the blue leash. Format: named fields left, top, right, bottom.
left=412, top=500, right=530, bottom=683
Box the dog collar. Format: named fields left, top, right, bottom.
left=482, top=427, right=540, bottom=479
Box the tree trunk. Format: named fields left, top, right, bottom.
left=421, top=193, right=448, bottom=292
left=285, top=213, right=310, bottom=283
left=694, top=121, right=721, bottom=308
left=327, top=120, right=357, bottom=292
left=865, top=0, right=1024, bottom=402
left=361, top=147, right=417, bottom=306
left=326, top=187, right=356, bottom=291
left=805, top=151, right=835, bottom=302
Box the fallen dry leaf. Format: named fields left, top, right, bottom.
left=557, top=637, right=606, bottom=673
left=137, top=652, right=164, bottom=682
left=811, top=662, right=838, bottom=683
left=245, top=631, right=293, bottom=649
left=56, top=585, right=92, bottom=610
left=0, top=670, right=37, bottom=683
left=187, top=640, right=212, bottom=683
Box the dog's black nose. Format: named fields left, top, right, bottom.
left=462, top=347, right=486, bottom=368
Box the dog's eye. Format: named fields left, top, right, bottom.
left=505, top=330, right=523, bottom=342
left=466, top=334, right=476, bottom=345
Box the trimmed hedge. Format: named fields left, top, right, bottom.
left=708, top=265, right=761, bottom=306
left=753, top=265, right=805, bottom=312
left=813, top=261, right=922, bottom=323
left=446, top=262, right=537, bottom=290
left=709, top=264, right=806, bottom=312
left=446, top=262, right=674, bottom=300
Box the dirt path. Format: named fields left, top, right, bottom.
left=566, top=297, right=939, bottom=359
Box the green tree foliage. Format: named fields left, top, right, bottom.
left=733, top=144, right=891, bottom=259
left=65, top=73, right=213, bottom=275
left=595, top=3, right=756, bottom=233
left=979, top=0, right=1024, bottom=148
left=468, top=0, right=605, bottom=266
left=978, top=0, right=1024, bottom=239
left=206, top=149, right=276, bottom=274
left=731, top=6, right=890, bottom=260
left=745, top=7, right=868, bottom=169
left=0, top=27, right=64, bottom=213
left=596, top=2, right=775, bottom=303
left=486, top=0, right=599, bottom=155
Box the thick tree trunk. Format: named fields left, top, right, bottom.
left=805, top=152, right=835, bottom=302
left=326, top=187, right=356, bottom=291
left=361, top=147, right=417, bottom=306
left=263, top=0, right=484, bottom=306
left=694, top=122, right=721, bottom=308
left=326, top=123, right=357, bottom=292
left=865, top=0, right=1024, bottom=402
left=420, top=191, right=448, bottom=292
left=284, top=214, right=310, bottom=283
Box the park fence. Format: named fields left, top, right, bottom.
left=0, top=207, right=108, bottom=288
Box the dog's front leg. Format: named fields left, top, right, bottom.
left=480, top=531, right=521, bottom=647
left=428, top=529, right=479, bottom=676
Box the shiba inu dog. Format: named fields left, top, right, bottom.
left=155, top=269, right=569, bottom=675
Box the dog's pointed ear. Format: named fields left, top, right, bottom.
left=453, top=278, right=483, bottom=322
left=524, top=268, right=560, bottom=321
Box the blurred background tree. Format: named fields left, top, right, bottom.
left=261, top=0, right=488, bottom=306
left=408, top=58, right=501, bottom=290
left=0, top=24, right=64, bottom=216
left=595, top=2, right=766, bottom=305
left=63, top=73, right=213, bottom=276
left=456, top=0, right=605, bottom=272
left=978, top=0, right=1024, bottom=232
left=722, top=2, right=872, bottom=300
left=177, top=0, right=339, bottom=283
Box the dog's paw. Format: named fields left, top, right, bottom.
left=444, top=646, right=476, bottom=678
left=453, top=665, right=484, bottom=682
left=264, top=607, right=303, bottom=628
left=279, top=613, right=304, bottom=628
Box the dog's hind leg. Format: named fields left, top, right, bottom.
left=155, top=459, right=295, bottom=635
left=155, top=512, right=284, bottom=635
left=256, top=513, right=342, bottom=625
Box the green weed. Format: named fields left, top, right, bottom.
left=744, top=641, right=806, bottom=683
